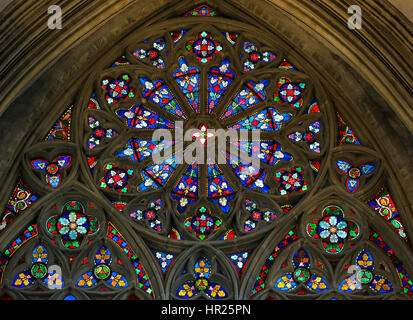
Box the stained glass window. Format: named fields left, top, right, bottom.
left=0, top=3, right=411, bottom=301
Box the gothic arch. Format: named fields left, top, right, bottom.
left=0, top=0, right=411, bottom=300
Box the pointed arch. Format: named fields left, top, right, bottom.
left=0, top=0, right=412, bottom=300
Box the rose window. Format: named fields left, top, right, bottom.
left=0, top=3, right=411, bottom=301
left=81, top=23, right=330, bottom=243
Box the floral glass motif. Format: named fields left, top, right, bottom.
left=172, top=163, right=198, bottom=213
left=184, top=206, right=222, bottom=240
left=117, top=139, right=173, bottom=163
left=153, top=251, right=176, bottom=274
left=207, top=164, right=234, bottom=213
left=368, top=187, right=408, bottom=243
left=228, top=107, right=291, bottom=131
left=288, top=121, right=321, bottom=153
left=225, top=152, right=268, bottom=192
left=221, top=80, right=269, bottom=119
left=339, top=250, right=393, bottom=294
left=274, top=248, right=328, bottom=292
left=186, top=31, right=223, bottom=63
left=76, top=245, right=128, bottom=288
left=12, top=245, right=64, bottom=289
left=47, top=201, right=99, bottom=249
left=208, top=59, right=234, bottom=113
left=100, top=163, right=133, bottom=193
left=242, top=41, right=276, bottom=71
left=227, top=250, right=252, bottom=276
left=133, top=38, right=166, bottom=69
left=336, top=160, right=375, bottom=193
left=31, top=155, right=71, bottom=188
left=139, top=77, right=186, bottom=119
left=307, top=205, right=359, bottom=254
left=274, top=77, right=306, bottom=109
left=116, top=105, right=175, bottom=129
left=129, top=199, right=164, bottom=232
left=243, top=199, right=278, bottom=232
left=173, top=57, right=200, bottom=113
left=87, top=117, right=118, bottom=149
left=138, top=154, right=180, bottom=191
left=191, top=124, right=215, bottom=145
left=176, top=258, right=228, bottom=299
left=275, top=166, right=308, bottom=195
left=230, top=141, right=292, bottom=166
left=101, top=74, right=135, bottom=104
left=4, top=3, right=408, bottom=301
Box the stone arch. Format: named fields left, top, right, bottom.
left=0, top=0, right=411, bottom=300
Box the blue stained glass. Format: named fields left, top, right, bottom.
left=336, top=160, right=351, bottom=174
left=107, top=271, right=128, bottom=288
left=140, top=77, right=186, bottom=119
left=138, top=154, right=181, bottom=191
left=336, top=161, right=375, bottom=193
left=173, top=57, right=200, bottom=113
left=370, top=275, right=393, bottom=293
left=207, top=164, right=234, bottom=213
left=44, top=270, right=65, bottom=289
left=221, top=80, right=269, bottom=119
left=117, top=139, right=173, bottom=162
left=338, top=276, right=360, bottom=292
left=275, top=274, right=297, bottom=291
left=208, top=59, right=234, bottom=113
left=76, top=271, right=98, bottom=288
left=116, top=105, right=175, bottom=129
left=205, top=283, right=228, bottom=299
left=176, top=282, right=198, bottom=298
left=228, top=107, right=291, bottom=131
left=224, top=152, right=269, bottom=192
left=32, top=245, right=48, bottom=264
left=292, top=248, right=311, bottom=269
left=356, top=250, right=374, bottom=270
left=153, top=251, right=176, bottom=274
left=227, top=250, right=251, bottom=274
left=133, top=38, right=166, bottom=69
left=172, top=163, right=198, bottom=213
left=94, top=245, right=112, bottom=265
left=288, top=121, right=322, bottom=153
left=194, top=258, right=211, bottom=278
left=12, top=270, right=34, bottom=288
left=230, top=141, right=292, bottom=165
left=306, top=274, right=329, bottom=292
left=242, top=41, right=276, bottom=71
left=359, top=164, right=375, bottom=175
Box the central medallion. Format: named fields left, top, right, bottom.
left=191, top=124, right=215, bottom=145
